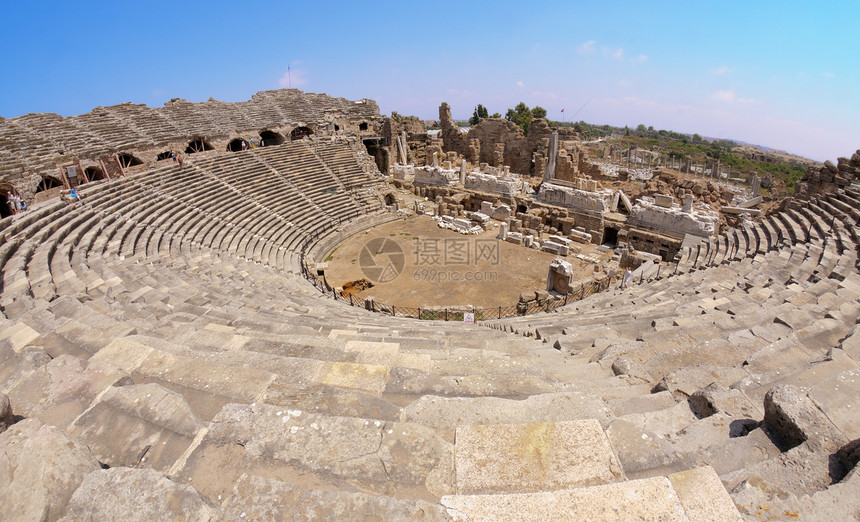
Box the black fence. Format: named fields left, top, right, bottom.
left=299, top=253, right=615, bottom=322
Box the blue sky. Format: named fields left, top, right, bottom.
left=2, top=1, right=857, bottom=161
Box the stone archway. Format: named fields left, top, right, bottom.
left=185, top=138, right=213, bottom=154
left=156, top=151, right=174, bottom=161
left=290, top=126, right=313, bottom=141
left=259, top=131, right=284, bottom=147
left=227, top=139, right=248, bottom=152
left=84, top=167, right=106, bottom=182
left=117, top=153, right=143, bottom=169
left=0, top=183, right=14, bottom=218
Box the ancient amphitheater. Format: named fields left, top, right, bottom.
left=0, top=89, right=857, bottom=521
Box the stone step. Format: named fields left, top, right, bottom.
left=440, top=465, right=740, bottom=521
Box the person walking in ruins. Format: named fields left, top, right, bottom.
left=7, top=192, right=17, bottom=215
left=621, top=267, right=632, bottom=289
left=177, top=155, right=184, bottom=170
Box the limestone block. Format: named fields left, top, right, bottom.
left=0, top=321, right=41, bottom=352
left=400, top=392, right=613, bottom=436
left=454, top=419, right=623, bottom=494
left=606, top=419, right=691, bottom=479
left=220, top=473, right=449, bottom=521
left=689, top=382, right=762, bottom=420
left=60, top=468, right=215, bottom=521
left=0, top=392, right=12, bottom=433
left=0, top=418, right=101, bottom=521
left=441, top=476, right=687, bottom=521
left=177, top=403, right=454, bottom=501
left=6, top=354, right=130, bottom=430
left=667, top=466, right=742, bottom=521
left=67, top=383, right=205, bottom=472
left=764, top=384, right=847, bottom=452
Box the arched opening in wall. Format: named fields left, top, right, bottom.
left=84, top=167, right=105, bottom=182
left=227, top=139, right=248, bottom=152
left=334, top=124, right=340, bottom=131
left=359, top=122, right=369, bottom=131
left=290, top=126, right=313, bottom=141
left=384, top=193, right=396, bottom=207
left=259, top=131, right=284, bottom=147
left=117, top=153, right=143, bottom=169
left=362, top=137, right=388, bottom=173
left=156, top=151, right=173, bottom=161
left=185, top=138, right=213, bottom=154
left=602, top=227, right=618, bottom=248
left=0, top=184, right=14, bottom=218
left=516, top=204, right=528, bottom=214
left=36, top=176, right=63, bottom=193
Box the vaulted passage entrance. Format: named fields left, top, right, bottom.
left=362, top=137, right=387, bottom=173
left=84, top=167, right=106, bottom=182
left=185, top=138, right=213, bottom=154
left=227, top=139, right=248, bottom=152
left=259, top=131, right=284, bottom=147
left=290, top=126, right=313, bottom=141
left=117, top=153, right=143, bottom=169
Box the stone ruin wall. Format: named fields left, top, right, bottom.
left=0, top=89, right=384, bottom=203
left=795, top=149, right=860, bottom=200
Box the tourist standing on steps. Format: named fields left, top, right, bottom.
left=621, top=267, right=632, bottom=289
left=177, top=155, right=184, bottom=170
left=7, top=192, right=17, bottom=215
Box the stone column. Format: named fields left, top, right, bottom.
left=459, top=160, right=467, bottom=184
left=497, top=222, right=508, bottom=240
left=750, top=173, right=761, bottom=196
left=400, top=131, right=408, bottom=164
left=683, top=193, right=694, bottom=214
left=544, top=132, right=558, bottom=182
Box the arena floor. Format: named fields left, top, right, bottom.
left=324, top=215, right=607, bottom=308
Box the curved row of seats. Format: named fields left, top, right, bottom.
left=0, top=148, right=855, bottom=518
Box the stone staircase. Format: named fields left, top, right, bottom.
left=0, top=149, right=857, bottom=519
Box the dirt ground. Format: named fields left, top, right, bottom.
left=323, top=215, right=608, bottom=308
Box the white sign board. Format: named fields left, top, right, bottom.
left=66, top=166, right=77, bottom=178
left=463, top=312, right=475, bottom=324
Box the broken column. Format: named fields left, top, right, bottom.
left=497, top=222, right=509, bottom=240
left=683, top=193, right=694, bottom=214
left=750, top=172, right=761, bottom=196
left=544, top=131, right=558, bottom=181
left=399, top=131, right=408, bottom=164
left=459, top=160, right=467, bottom=184
left=546, top=258, right=574, bottom=294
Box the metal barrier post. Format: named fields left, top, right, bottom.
left=499, top=306, right=502, bottom=319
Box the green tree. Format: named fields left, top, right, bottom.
left=531, top=106, right=547, bottom=119
left=505, top=102, right=537, bottom=134
left=469, top=104, right=489, bottom=126
left=636, top=124, right=647, bottom=132
left=692, top=133, right=703, bottom=144
left=490, top=112, right=501, bottom=118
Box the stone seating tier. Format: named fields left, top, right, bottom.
left=0, top=148, right=857, bottom=519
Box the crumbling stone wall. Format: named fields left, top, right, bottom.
left=436, top=103, right=581, bottom=178
left=795, top=150, right=860, bottom=200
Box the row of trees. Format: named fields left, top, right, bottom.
left=469, top=102, right=547, bottom=135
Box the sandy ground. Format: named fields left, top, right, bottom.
left=324, top=214, right=606, bottom=308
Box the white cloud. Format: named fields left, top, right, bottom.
left=710, top=65, right=731, bottom=76
left=516, top=81, right=524, bottom=88
left=531, top=91, right=559, bottom=100
left=822, top=72, right=835, bottom=78
left=577, top=40, right=596, bottom=54
left=634, top=54, right=648, bottom=63
left=711, top=90, right=755, bottom=104
left=604, top=47, right=623, bottom=59
left=278, top=67, right=307, bottom=88
left=711, top=90, right=735, bottom=103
